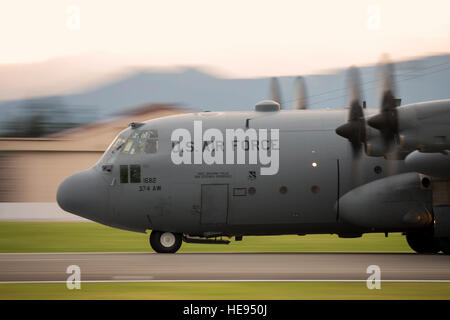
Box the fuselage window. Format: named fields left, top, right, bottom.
left=120, top=164, right=141, bottom=183
left=121, top=130, right=159, bottom=155
left=120, top=165, right=129, bottom=183
left=130, top=165, right=141, bottom=183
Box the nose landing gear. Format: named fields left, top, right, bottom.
left=150, top=230, right=182, bottom=253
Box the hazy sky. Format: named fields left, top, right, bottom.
left=1, top=0, right=449, bottom=77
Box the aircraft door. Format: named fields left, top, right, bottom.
left=201, top=184, right=229, bottom=225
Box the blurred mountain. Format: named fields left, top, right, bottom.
left=0, top=53, right=132, bottom=101
left=1, top=53, right=450, bottom=135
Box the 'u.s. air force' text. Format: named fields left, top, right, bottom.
left=171, top=121, right=279, bottom=175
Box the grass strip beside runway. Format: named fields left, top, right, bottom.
left=0, top=282, right=449, bottom=299
left=0, top=222, right=414, bottom=253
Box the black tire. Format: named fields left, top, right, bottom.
left=150, top=230, right=182, bottom=253
left=406, top=231, right=440, bottom=254
left=439, top=238, right=450, bottom=255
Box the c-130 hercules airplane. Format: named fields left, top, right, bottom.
left=57, top=59, right=450, bottom=254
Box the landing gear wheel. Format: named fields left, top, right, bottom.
left=406, top=232, right=440, bottom=254
left=439, top=238, right=450, bottom=255
left=150, top=231, right=182, bottom=253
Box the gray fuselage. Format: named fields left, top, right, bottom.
left=57, top=108, right=410, bottom=237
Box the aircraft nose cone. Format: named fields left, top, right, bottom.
left=57, top=169, right=108, bottom=222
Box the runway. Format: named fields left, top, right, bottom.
left=0, top=253, right=449, bottom=282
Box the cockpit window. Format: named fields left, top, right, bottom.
left=110, top=135, right=126, bottom=153
left=121, top=130, right=159, bottom=155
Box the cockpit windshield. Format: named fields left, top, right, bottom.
left=110, top=135, right=127, bottom=153
left=100, top=129, right=159, bottom=166
left=118, top=129, right=159, bottom=155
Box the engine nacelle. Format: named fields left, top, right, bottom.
left=338, top=172, right=433, bottom=230
left=397, top=100, right=450, bottom=152
left=405, top=150, right=450, bottom=179
left=399, top=128, right=450, bottom=152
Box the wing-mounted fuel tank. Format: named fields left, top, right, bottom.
left=338, top=172, right=433, bottom=230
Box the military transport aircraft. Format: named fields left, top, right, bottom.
left=57, top=58, right=450, bottom=254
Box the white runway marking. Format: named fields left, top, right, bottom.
left=1, top=279, right=450, bottom=284
left=111, top=276, right=155, bottom=280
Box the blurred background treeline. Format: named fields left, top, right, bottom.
left=1, top=97, right=86, bottom=137
left=1, top=53, right=450, bottom=138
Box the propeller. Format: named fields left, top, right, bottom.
left=366, top=55, right=406, bottom=179
left=367, top=56, right=399, bottom=153
left=335, top=67, right=366, bottom=154
left=270, top=77, right=282, bottom=109
left=335, top=66, right=366, bottom=184
left=294, top=76, right=307, bottom=110
left=336, top=56, right=405, bottom=183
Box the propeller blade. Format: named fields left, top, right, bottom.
left=335, top=66, right=366, bottom=146
left=367, top=54, right=402, bottom=174
left=294, top=76, right=307, bottom=110
left=348, top=66, right=361, bottom=106
left=270, top=77, right=282, bottom=109
left=367, top=55, right=398, bottom=146
left=351, top=146, right=363, bottom=185
left=335, top=66, right=366, bottom=185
